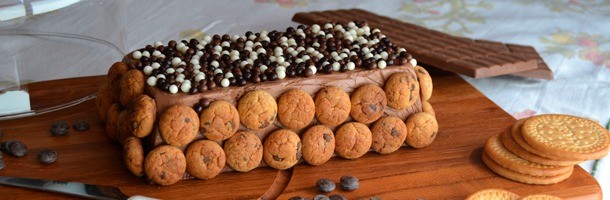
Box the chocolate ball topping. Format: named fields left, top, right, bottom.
left=132, top=21, right=413, bottom=93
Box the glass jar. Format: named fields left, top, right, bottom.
left=0, top=0, right=125, bottom=120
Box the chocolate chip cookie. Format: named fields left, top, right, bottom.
left=371, top=116, right=408, bottom=154
left=421, top=100, right=435, bottom=117
left=405, top=112, right=438, bottom=148
left=144, top=145, right=186, bottom=185
left=119, top=69, right=145, bottom=107
left=414, top=66, right=433, bottom=100
left=350, top=84, right=387, bottom=124
left=105, top=103, right=121, bottom=141
left=107, top=62, right=129, bottom=92
left=185, top=140, right=226, bottom=179
left=384, top=72, right=419, bottom=109
left=117, top=110, right=133, bottom=144
left=159, top=104, right=199, bottom=147
left=237, top=90, right=277, bottom=131
left=278, top=89, right=315, bottom=130
left=224, top=131, right=263, bottom=172
left=123, top=137, right=144, bottom=177
left=95, top=84, right=117, bottom=122
left=129, top=95, right=156, bottom=138
left=200, top=100, right=240, bottom=141
left=301, top=125, right=335, bottom=166
left=263, top=129, right=302, bottom=170
left=314, top=86, right=351, bottom=126
left=335, top=122, right=372, bottom=159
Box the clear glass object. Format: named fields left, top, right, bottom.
left=0, top=0, right=125, bottom=120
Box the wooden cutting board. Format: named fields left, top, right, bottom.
left=0, top=71, right=601, bottom=199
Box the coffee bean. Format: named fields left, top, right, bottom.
left=314, top=194, right=330, bottom=200
left=340, top=175, right=359, bottom=191
left=38, top=149, right=58, bottom=164
left=50, top=122, right=69, bottom=136
left=72, top=121, right=89, bottom=131
left=328, top=194, right=348, bottom=200
left=0, top=140, right=28, bottom=157
left=316, top=178, right=336, bottom=193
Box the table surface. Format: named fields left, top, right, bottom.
left=0, top=70, right=602, bottom=199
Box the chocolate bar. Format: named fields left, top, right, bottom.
left=293, top=9, right=553, bottom=80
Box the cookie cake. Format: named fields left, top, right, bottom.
left=95, top=21, right=438, bottom=185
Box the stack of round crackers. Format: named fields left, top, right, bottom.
left=466, top=188, right=564, bottom=200
left=482, top=114, right=610, bottom=185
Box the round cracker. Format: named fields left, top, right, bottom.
left=465, top=188, right=520, bottom=200
left=521, top=114, right=609, bottom=160
left=485, top=134, right=572, bottom=177
left=502, top=125, right=580, bottom=166
left=519, top=194, right=564, bottom=200
left=482, top=151, right=573, bottom=185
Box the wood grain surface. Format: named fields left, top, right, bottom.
left=0, top=71, right=601, bottom=199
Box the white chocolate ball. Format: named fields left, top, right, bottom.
left=141, top=51, right=150, bottom=58
left=259, top=65, right=268, bottom=72
left=143, top=66, right=153, bottom=75
left=180, top=83, right=191, bottom=93
left=171, top=57, right=181, bottom=67
left=146, top=76, right=157, bottom=86
left=378, top=60, right=387, bottom=69
left=211, top=61, right=219, bottom=68
left=332, top=62, right=340, bottom=71
left=347, top=62, right=355, bottom=71
left=277, top=70, right=286, bottom=79
left=151, top=62, right=161, bottom=69
left=169, top=85, right=178, bottom=94
left=309, top=65, right=317, bottom=75
left=132, top=51, right=142, bottom=59
left=154, top=41, right=163, bottom=48
left=220, top=78, right=230, bottom=87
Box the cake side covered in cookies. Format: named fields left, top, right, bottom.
left=96, top=21, right=439, bottom=185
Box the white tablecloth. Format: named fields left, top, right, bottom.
left=3, top=0, right=610, bottom=197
